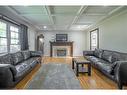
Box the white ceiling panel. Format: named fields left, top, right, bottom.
left=49, top=6, right=80, bottom=14
left=53, top=15, right=75, bottom=25
left=22, top=14, right=51, bottom=24
left=84, top=6, right=118, bottom=15
left=11, top=6, right=47, bottom=14
left=53, top=25, right=68, bottom=30
left=77, top=15, right=105, bottom=24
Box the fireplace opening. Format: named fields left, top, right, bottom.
left=57, top=49, right=67, bottom=57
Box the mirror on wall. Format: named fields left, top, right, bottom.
left=37, top=34, right=44, bottom=51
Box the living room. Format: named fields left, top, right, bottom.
left=0, top=0, right=127, bottom=95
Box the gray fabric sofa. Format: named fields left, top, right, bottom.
left=83, top=49, right=127, bottom=89
left=0, top=50, right=43, bottom=89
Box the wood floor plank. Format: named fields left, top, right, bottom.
left=14, top=56, right=127, bottom=89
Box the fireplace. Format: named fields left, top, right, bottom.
left=50, top=41, right=73, bottom=57
left=53, top=46, right=71, bottom=57
left=57, top=49, right=67, bottom=57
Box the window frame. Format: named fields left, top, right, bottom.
left=9, top=24, right=21, bottom=52
left=10, top=24, right=20, bottom=44
left=0, top=20, right=8, bottom=53
left=0, top=19, right=21, bottom=54
left=90, top=28, right=99, bottom=50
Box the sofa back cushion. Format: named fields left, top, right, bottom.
left=112, top=52, right=127, bottom=62
left=22, top=51, right=31, bottom=60
left=94, top=49, right=103, bottom=58
left=11, top=52, right=24, bottom=65
left=102, top=50, right=113, bottom=63
left=0, top=54, right=13, bottom=65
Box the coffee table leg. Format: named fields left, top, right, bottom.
left=82, top=64, right=84, bottom=67
left=76, top=63, right=79, bottom=76
left=72, top=59, right=74, bottom=69
left=88, top=63, right=91, bottom=76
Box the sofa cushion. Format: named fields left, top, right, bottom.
left=97, top=61, right=113, bottom=74
left=94, top=49, right=103, bottom=58
left=30, top=51, right=43, bottom=57
left=11, top=52, right=24, bottom=65
left=86, top=56, right=101, bottom=63
left=22, top=51, right=31, bottom=60
left=87, top=55, right=114, bottom=74
left=83, top=51, right=94, bottom=56
left=86, top=56, right=104, bottom=66
left=0, top=54, right=13, bottom=65
left=112, top=52, right=127, bottom=62
left=102, top=50, right=113, bottom=63
left=15, top=63, right=30, bottom=73
left=15, top=62, right=31, bottom=80
left=23, top=57, right=39, bottom=68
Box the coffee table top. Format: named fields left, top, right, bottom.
left=73, top=57, right=90, bottom=64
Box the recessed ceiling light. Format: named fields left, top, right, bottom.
left=78, top=26, right=81, bottom=29
left=102, top=5, right=108, bottom=7
left=43, top=26, right=47, bottom=29
left=23, top=5, right=29, bottom=7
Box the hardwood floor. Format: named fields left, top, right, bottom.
left=43, top=56, right=117, bottom=89
left=14, top=56, right=127, bottom=89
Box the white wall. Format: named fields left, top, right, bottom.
left=37, top=30, right=87, bottom=56
left=28, top=28, right=36, bottom=51
left=86, top=9, right=127, bottom=53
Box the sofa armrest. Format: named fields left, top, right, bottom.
left=30, top=51, right=43, bottom=57
left=113, top=61, right=127, bottom=89
left=83, top=50, right=94, bottom=56
left=0, top=64, right=17, bottom=88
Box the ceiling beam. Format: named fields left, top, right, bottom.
left=84, top=13, right=106, bottom=16
left=44, top=6, right=54, bottom=25
left=67, top=6, right=88, bottom=29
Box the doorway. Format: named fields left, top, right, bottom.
left=37, top=34, right=44, bottom=52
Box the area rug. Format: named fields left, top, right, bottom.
left=26, top=63, right=82, bottom=89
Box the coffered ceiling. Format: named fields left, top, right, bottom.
left=5, top=6, right=124, bottom=31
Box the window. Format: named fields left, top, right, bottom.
left=0, top=21, right=7, bottom=53
left=10, top=26, right=20, bottom=52
left=0, top=20, right=20, bottom=53
left=90, top=28, right=99, bottom=50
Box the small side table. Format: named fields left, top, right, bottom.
left=72, top=57, right=91, bottom=77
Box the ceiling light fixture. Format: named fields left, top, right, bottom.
left=78, top=26, right=81, bottom=29
left=43, top=26, right=47, bottom=29
left=102, top=5, right=108, bottom=7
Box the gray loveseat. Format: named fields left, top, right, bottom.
left=83, top=49, right=127, bottom=89
left=0, top=50, right=43, bottom=89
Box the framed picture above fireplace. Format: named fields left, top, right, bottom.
left=56, top=34, right=68, bottom=42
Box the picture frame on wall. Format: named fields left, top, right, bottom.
left=56, top=34, right=68, bottom=42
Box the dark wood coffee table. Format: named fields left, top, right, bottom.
left=72, top=57, right=91, bottom=77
